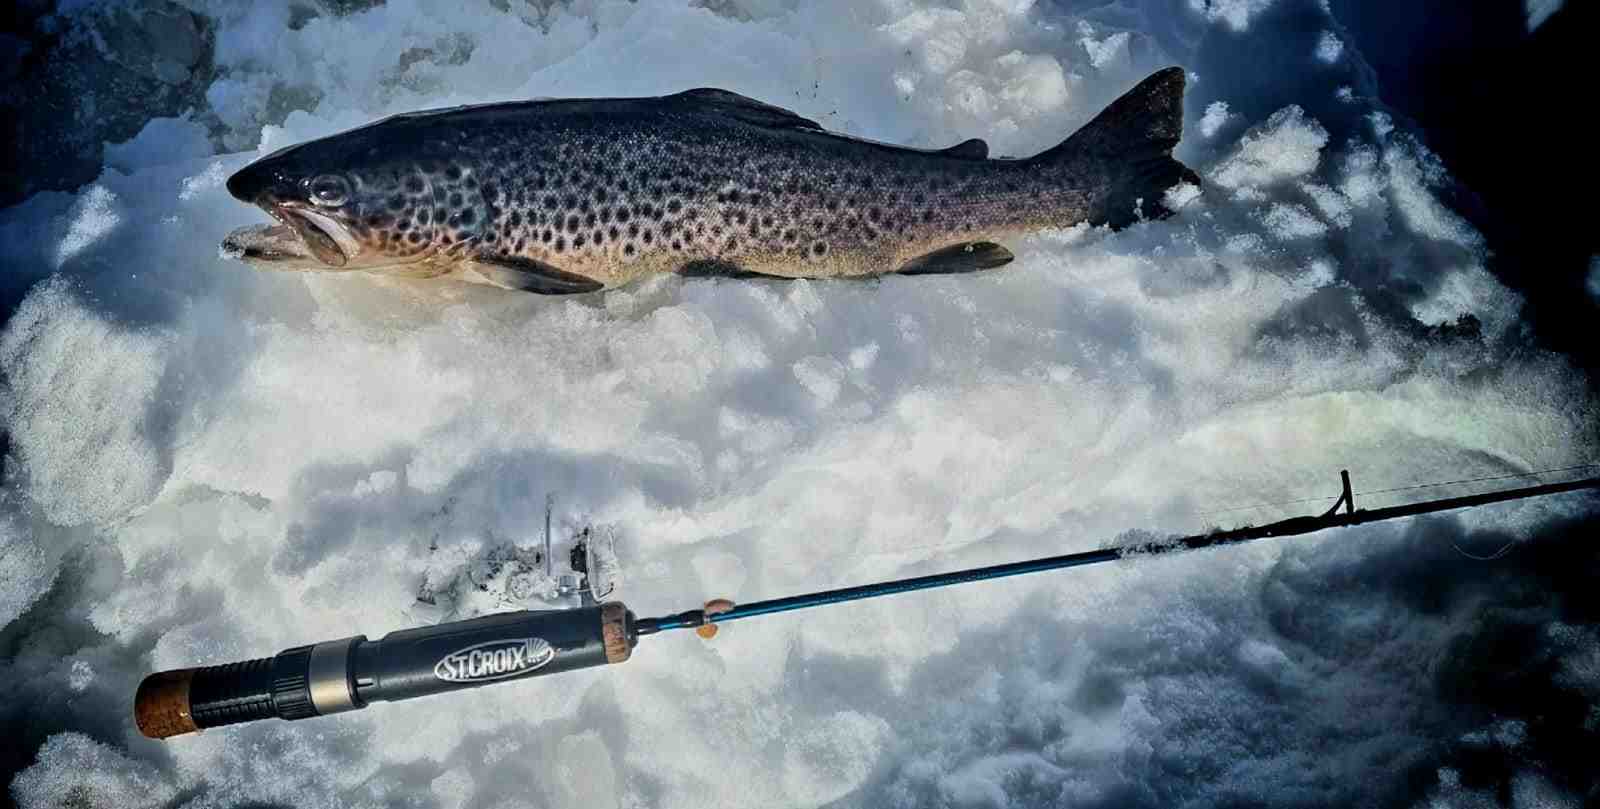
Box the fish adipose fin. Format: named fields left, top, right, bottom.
left=1037, top=66, right=1200, bottom=229
left=897, top=242, right=1015, bottom=275
left=467, top=253, right=604, bottom=294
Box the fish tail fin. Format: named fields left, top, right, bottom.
left=1033, top=66, right=1199, bottom=229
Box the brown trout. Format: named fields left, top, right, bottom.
left=222, top=67, right=1196, bottom=294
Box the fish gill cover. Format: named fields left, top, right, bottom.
left=0, top=1, right=1595, bottom=808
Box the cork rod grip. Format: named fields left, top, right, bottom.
left=134, top=668, right=200, bottom=739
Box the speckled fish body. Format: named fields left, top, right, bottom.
left=223, top=68, right=1196, bottom=293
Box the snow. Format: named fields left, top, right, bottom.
left=1, top=0, right=1595, bottom=807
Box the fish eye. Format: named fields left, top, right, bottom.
left=308, top=174, right=350, bottom=207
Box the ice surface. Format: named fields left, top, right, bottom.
left=1, top=0, right=1596, bottom=807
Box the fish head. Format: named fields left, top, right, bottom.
left=223, top=127, right=452, bottom=273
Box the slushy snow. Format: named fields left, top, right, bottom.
left=1, top=0, right=1595, bottom=807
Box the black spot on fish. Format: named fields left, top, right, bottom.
left=554, top=236, right=566, bottom=252
left=784, top=228, right=798, bottom=243
left=609, top=226, right=620, bottom=241
left=405, top=177, right=424, bottom=194
left=667, top=199, right=682, bottom=215
left=628, top=223, right=640, bottom=238
left=566, top=215, right=580, bottom=233
left=542, top=229, right=553, bottom=243
left=445, top=165, right=462, bottom=181
left=408, top=232, right=423, bottom=244
left=573, top=234, right=586, bottom=249
left=388, top=195, right=406, bottom=212
left=617, top=207, right=631, bottom=223
left=465, top=177, right=478, bottom=191
left=396, top=219, right=412, bottom=232
left=509, top=211, right=522, bottom=227
left=762, top=215, right=775, bottom=228
left=923, top=209, right=935, bottom=223
left=642, top=230, right=654, bottom=245
left=811, top=242, right=827, bottom=257
left=460, top=209, right=476, bottom=226
left=624, top=243, right=635, bottom=256
left=564, top=195, right=579, bottom=210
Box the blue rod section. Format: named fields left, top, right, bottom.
left=633, top=474, right=1600, bottom=635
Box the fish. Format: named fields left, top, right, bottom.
left=222, top=67, right=1198, bottom=294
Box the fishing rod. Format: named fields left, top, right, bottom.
left=134, top=469, right=1600, bottom=740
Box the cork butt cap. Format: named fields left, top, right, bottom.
left=134, top=668, right=199, bottom=739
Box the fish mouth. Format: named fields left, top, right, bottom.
left=222, top=204, right=356, bottom=269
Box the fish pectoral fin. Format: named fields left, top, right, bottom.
left=669, top=88, right=823, bottom=132
left=896, top=242, right=1015, bottom=276
left=466, top=253, right=604, bottom=294
left=939, top=138, right=989, bottom=159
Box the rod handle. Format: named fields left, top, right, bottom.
left=135, top=645, right=326, bottom=739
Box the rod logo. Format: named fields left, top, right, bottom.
left=434, top=638, right=555, bottom=683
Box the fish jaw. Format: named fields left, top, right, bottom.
left=221, top=201, right=370, bottom=272
left=220, top=222, right=330, bottom=272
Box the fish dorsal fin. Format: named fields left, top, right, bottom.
left=939, top=138, right=989, bottom=159
left=669, top=88, right=823, bottom=131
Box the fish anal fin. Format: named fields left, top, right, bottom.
left=670, top=88, right=823, bottom=131
left=468, top=253, right=604, bottom=294
left=897, top=242, right=1015, bottom=275
left=940, top=138, right=989, bottom=159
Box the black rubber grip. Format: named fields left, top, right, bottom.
left=188, top=657, right=275, bottom=728
left=187, top=646, right=315, bottom=728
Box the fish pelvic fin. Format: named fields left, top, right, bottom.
left=1036, top=66, right=1200, bottom=229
